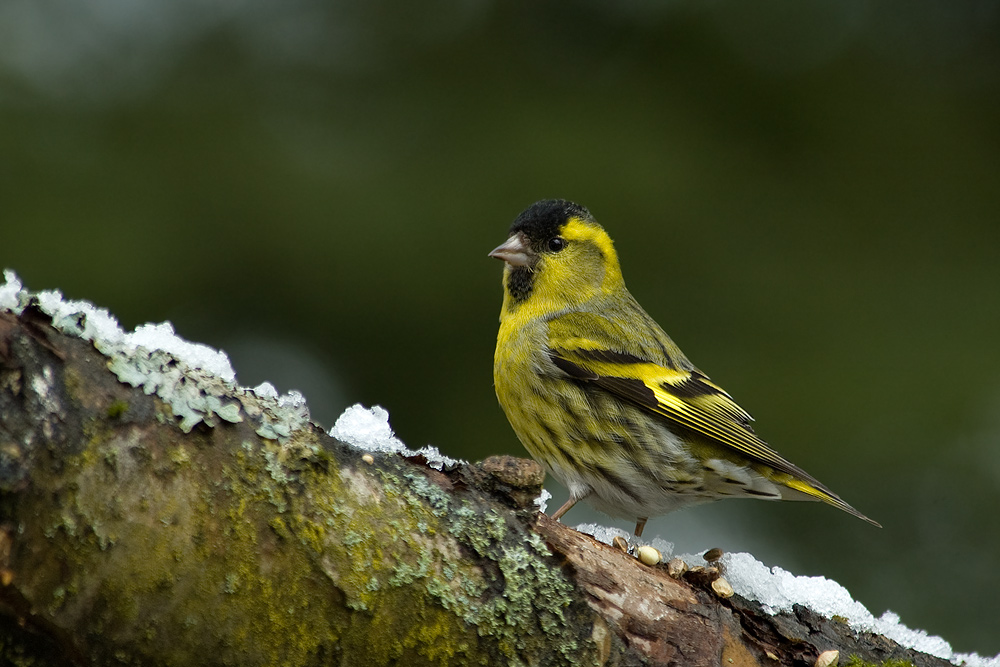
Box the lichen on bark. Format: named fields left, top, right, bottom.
left=0, top=310, right=604, bottom=666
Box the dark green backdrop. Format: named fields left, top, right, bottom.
left=3, top=0, right=999, bottom=655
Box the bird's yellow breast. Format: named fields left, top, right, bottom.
left=494, top=307, right=546, bottom=415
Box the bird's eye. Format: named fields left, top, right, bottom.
left=547, top=237, right=567, bottom=252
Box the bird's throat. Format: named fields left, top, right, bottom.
left=505, top=266, right=535, bottom=305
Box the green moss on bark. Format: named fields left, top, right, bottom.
left=7, top=392, right=600, bottom=666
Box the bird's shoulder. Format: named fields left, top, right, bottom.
left=544, top=292, right=694, bottom=373
left=544, top=294, right=755, bottom=429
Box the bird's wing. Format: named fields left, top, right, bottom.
left=545, top=309, right=834, bottom=496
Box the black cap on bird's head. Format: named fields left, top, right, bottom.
left=489, top=199, right=596, bottom=268
left=508, top=199, right=594, bottom=241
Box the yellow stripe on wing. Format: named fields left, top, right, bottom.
left=645, top=380, right=808, bottom=477
left=550, top=347, right=816, bottom=483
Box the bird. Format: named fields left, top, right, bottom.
left=489, top=199, right=879, bottom=537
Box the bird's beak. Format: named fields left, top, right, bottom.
left=488, top=233, right=532, bottom=267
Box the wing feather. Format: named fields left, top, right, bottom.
left=545, top=307, right=822, bottom=486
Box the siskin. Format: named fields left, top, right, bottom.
left=490, top=199, right=879, bottom=536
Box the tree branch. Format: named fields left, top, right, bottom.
left=0, top=304, right=956, bottom=666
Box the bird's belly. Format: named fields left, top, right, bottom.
left=495, top=370, right=712, bottom=516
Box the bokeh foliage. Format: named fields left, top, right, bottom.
left=2, top=0, right=999, bottom=655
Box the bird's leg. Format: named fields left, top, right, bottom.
left=550, top=493, right=587, bottom=522
left=633, top=516, right=648, bottom=537
left=549, top=498, right=576, bottom=521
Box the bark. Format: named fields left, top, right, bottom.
left=0, top=305, right=951, bottom=666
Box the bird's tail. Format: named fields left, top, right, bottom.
left=782, top=478, right=882, bottom=528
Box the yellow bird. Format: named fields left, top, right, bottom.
left=490, top=199, right=879, bottom=536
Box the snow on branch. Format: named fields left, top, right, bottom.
left=1, top=269, right=996, bottom=667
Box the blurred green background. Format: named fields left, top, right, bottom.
left=3, top=0, right=999, bottom=654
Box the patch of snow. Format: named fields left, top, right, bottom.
left=329, top=404, right=460, bottom=471
left=721, top=551, right=1000, bottom=666
left=574, top=523, right=630, bottom=548
left=534, top=488, right=552, bottom=514
left=0, top=270, right=305, bottom=438
left=0, top=270, right=24, bottom=310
